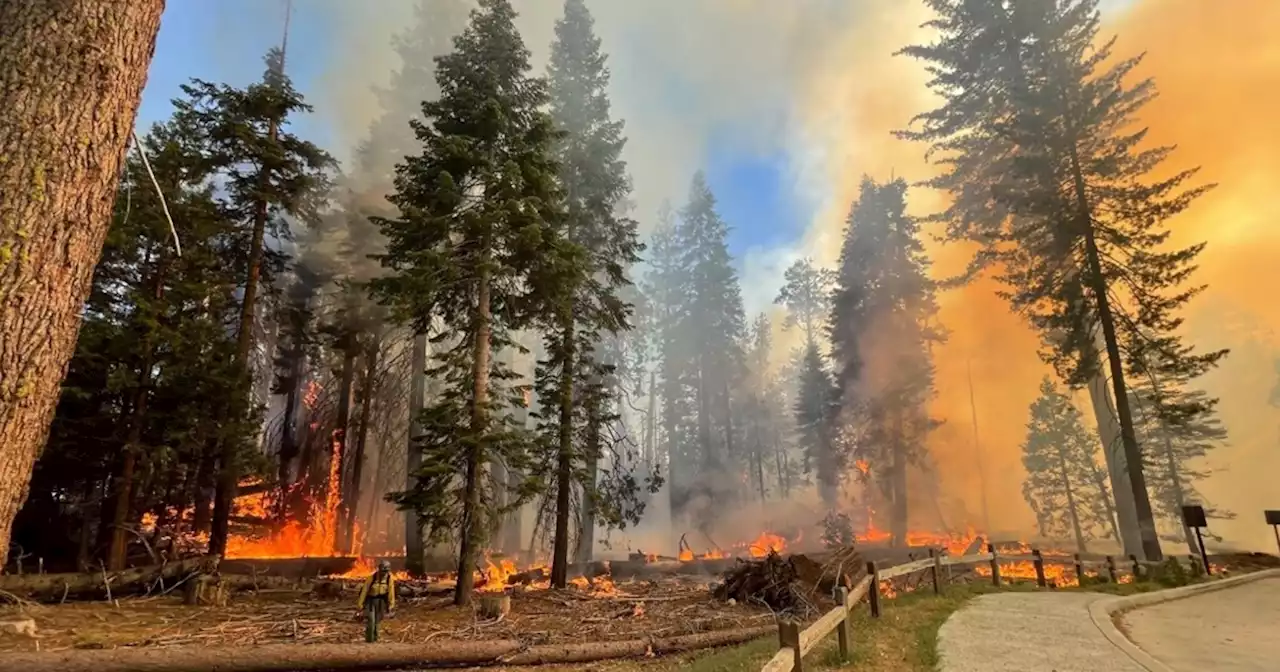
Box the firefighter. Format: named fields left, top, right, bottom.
left=356, top=560, right=396, bottom=642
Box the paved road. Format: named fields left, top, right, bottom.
left=937, top=592, right=1145, bottom=672
left=938, top=578, right=1280, bottom=672
left=1121, top=577, right=1280, bottom=671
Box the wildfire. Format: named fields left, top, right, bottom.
left=747, top=532, right=787, bottom=558
left=223, top=433, right=347, bottom=559
left=854, top=459, right=870, bottom=476
left=330, top=556, right=412, bottom=582
left=476, top=555, right=520, bottom=592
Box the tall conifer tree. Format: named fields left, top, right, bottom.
left=374, top=0, right=565, bottom=606
left=539, top=0, right=643, bottom=585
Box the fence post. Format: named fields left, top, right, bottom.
left=1032, top=549, right=1046, bottom=587
left=1105, top=555, right=1118, bottom=583
left=1073, top=553, right=1084, bottom=585
left=867, top=561, right=881, bottom=618
left=836, top=586, right=852, bottom=661
left=929, top=548, right=941, bottom=595
left=778, top=619, right=803, bottom=672
left=987, top=543, right=1001, bottom=586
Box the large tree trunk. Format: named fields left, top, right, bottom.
left=889, top=414, right=908, bottom=548
left=0, top=0, right=164, bottom=568
left=343, top=341, right=378, bottom=555
left=455, top=261, right=492, bottom=606
left=332, top=344, right=356, bottom=553
left=550, top=314, right=576, bottom=588
left=1069, top=146, right=1162, bottom=561
left=405, top=333, right=427, bottom=575
left=1084, top=351, right=1142, bottom=554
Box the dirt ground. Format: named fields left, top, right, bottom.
left=0, top=576, right=772, bottom=653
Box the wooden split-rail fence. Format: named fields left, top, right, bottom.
left=760, top=544, right=1212, bottom=672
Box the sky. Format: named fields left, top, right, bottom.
left=137, top=0, right=812, bottom=317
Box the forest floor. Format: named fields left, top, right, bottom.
left=2, top=552, right=1275, bottom=668
left=0, top=575, right=770, bottom=653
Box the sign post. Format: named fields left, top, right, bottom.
left=1265, top=510, right=1280, bottom=556
left=1181, top=505, right=1211, bottom=576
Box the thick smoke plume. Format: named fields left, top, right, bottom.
left=309, top=0, right=1278, bottom=552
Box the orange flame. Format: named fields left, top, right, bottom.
left=747, top=532, right=786, bottom=558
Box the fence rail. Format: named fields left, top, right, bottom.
left=758, top=545, right=1210, bottom=672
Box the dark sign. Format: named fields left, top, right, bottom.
left=1181, top=505, right=1207, bottom=528
left=1265, top=510, right=1280, bottom=526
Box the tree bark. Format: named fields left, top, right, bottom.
left=455, top=259, right=492, bottom=606
left=332, top=344, right=356, bottom=553
left=405, top=332, right=427, bottom=575
left=0, top=0, right=164, bottom=568
left=343, top=340, right=377, bottom=555
left=889, top=413, right=908, bottom=548
left=550, top=313, right=576, bottom=588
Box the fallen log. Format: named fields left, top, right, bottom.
left=2, top=625, right=778, bottom=672
left=0, top=556, right=217, bottom=603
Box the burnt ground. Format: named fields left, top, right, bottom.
left=0, top=576, right=772, bottom=653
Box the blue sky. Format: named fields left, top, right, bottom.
left=138, top=2, right=804, bottom=286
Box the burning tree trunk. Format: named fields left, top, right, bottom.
left=343, top=339, right=379, bottom=554
left=333, top=343, right=356, bottom=554
left=0, top=0, right=164, bottom=568
left=405, top=333, right=427, bottom=575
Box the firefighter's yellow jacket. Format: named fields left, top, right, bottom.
left=357, top=570, right=396, bottom=610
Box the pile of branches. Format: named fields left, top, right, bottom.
left=713, top=552, right=818, bottom=617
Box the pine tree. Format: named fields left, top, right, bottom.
left=673, top=173, right=747, bottom=529
left=349, top=0, right=473, bottom=576
left=794, top=340, right=840, bottom=507
left=175, top=47, right=334, bottom=556
left=776, top=258, right=835, bottom=345
left=828, top=177, right=943, bottom=547
left=1021, top=377, right=1116, bottom=552
left=743, top=313, right=775, bottom=501
left=643, top=204, right=697, bottom=520
left=899, top=0, right=1224, bottom=561
left=776, top=257, right=839, bottom=507
left=373, top=0, right=565, bottom=607
left=536, top=0, right=645, bottom=584
left=1128, top=347, right=1231, bottom=552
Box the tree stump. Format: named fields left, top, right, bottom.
left=183, top=575, right=228, bottom=607
left=478, top=593, right=511, bottom=621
